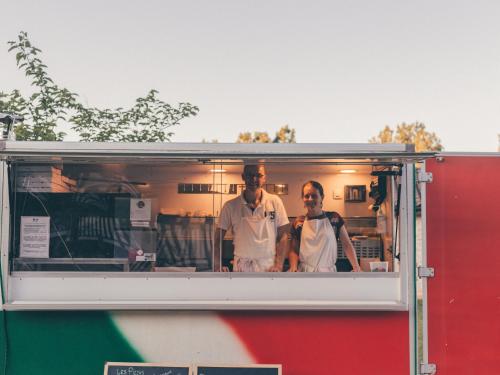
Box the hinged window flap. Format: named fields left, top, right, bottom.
left=0, top=141, right=436, bottom=164
left=420, top=363, right=437, bottom=374
left=418, top=267, right=435, bottom=278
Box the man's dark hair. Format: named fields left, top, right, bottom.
left=243, top=164, right=265, bottom=176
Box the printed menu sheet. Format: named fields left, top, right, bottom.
left=20, top=216, right=50, bottom=258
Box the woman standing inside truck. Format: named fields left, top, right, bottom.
left=289, top=181, right=361, bottom=272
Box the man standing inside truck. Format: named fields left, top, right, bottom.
left=214, top=164, right=290, bottom=272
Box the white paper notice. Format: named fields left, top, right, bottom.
left=130, top=198, right=151, bottom=222
left=20, top=216, right=50, bottom=258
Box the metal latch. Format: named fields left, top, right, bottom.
left=418, top=266, right=435, bottom=278
left=418, top=170, right=433, bottom=183
left=420, top=363, right=437, bottom=374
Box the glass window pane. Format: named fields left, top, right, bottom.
left=10, top=159, right=400, bottom=275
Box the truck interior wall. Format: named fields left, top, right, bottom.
left=116, top=165, right=376, bottom=219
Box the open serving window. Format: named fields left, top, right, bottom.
left=0, top=142, right=432, bottom=310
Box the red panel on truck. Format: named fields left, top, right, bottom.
left=221, top=311, right=409, bottom=375
left=426, top=156, right=500, bottom=374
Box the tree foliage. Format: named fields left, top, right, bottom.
left=0, top=31, right=199, bottom=142
left=71, top=90, right=198, bottom=142
left=1, top=33, right=76, bottom=140
left=237, top=125, right=296, bottom=143
left=369, top=122, right=443, bottom=152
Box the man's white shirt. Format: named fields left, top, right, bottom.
left=218, top=189, right=289, bottom=259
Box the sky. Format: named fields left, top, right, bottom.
left=1, top=0, right=499, bottom=151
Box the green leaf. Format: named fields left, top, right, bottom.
left=7, top=31, right=200, bottom=142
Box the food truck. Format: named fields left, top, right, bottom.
left=0, top=141, right=498, bottom=375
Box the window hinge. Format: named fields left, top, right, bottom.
left=418, top=266, right=435, bottom=278
left=420, top=363, right=437, bottom=374
left=418, top=170, right=433, bottom=183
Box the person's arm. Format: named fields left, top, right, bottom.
left=213, top=228, right=227, bottom=272
left=288, top=236, right=300, bottom=272
left=269, top=223, right=290, bottom=272
left=214, top=203, right=231, bottom=272
left=339, top=225, right=361, bottom=272
left=268, top=197, right=290, bottom=272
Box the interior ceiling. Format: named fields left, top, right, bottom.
left=207, top=163, right=376, bottom=174
left=59, top=162, right=390, bottom=182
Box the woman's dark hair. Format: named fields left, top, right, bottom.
left=301, top=180, right=324, bottom=199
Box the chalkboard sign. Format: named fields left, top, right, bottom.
left=104, top=362, right=191, bottom=375
left=196, top=365, right=281, bottom=375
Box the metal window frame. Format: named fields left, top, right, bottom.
left=0, top=142, right=429, bottom=311
left=404, top=164, right=417, bottom=375
left=0, top=162, right=10, bottom=306
left=419, top=161, right=431, bottom=370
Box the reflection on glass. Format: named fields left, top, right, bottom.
left=10, top=161, right=398, bottom=274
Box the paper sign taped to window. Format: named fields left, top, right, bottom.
left=20, top=216, right=50, bottom=258
left=130, top=198, right=151, bottom=222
